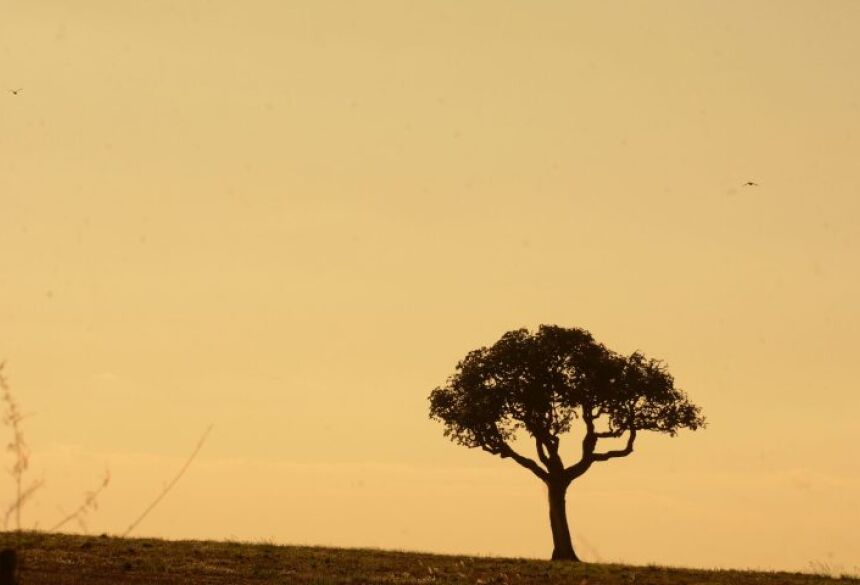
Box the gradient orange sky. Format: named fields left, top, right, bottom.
left=2, top=0, right=859, bottom=573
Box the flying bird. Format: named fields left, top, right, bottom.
left=9, top=88, right=22, bottom=95
left=743, top=181, right=759, bottom=187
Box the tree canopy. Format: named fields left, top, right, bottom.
left=429, top=325, right=705, bottom=483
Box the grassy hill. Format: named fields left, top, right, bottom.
left=0, top=532, right=856, bottom=585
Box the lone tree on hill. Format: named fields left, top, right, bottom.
left=428, top=325, right=705, bottom=561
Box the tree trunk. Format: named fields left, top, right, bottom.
left=547, top=479, right=579, bottom=561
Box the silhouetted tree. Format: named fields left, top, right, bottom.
left=429, top=325, right=705, bottom=561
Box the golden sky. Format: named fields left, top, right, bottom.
left=2, top=0, right=859, bottom=572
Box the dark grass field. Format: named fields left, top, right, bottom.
left=0, top=532, right=857, bottom=585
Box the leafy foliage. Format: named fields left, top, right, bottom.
left=429, top=325, right=704, bottom=482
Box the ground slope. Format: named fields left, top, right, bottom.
left=0, top=532, right=856, bottom=585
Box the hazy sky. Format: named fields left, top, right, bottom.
left=2, top=0, right=859, bottom=573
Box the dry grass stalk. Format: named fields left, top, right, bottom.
left=0, top=361, right=44, bottom=532
left=3, top=478, right=45, bottom=531
left=50, top=470, right=111, bottom=533
left=122, top=424, right=213, bottom=537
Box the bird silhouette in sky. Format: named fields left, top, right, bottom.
left=9, top=88, right=22, bottom=95
left=743, top=181, right=759, bottom=187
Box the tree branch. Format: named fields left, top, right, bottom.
left=491, top=442, right=548, bottom=480
left=562, top=407, right=598, bottom=482
left=581, top=408, right=598, bottom=457
left=535, top=437, right=551, bottom=467
left=563, top=458, right=591, bottom=482
left=590, top=428, right=637, bottom=462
